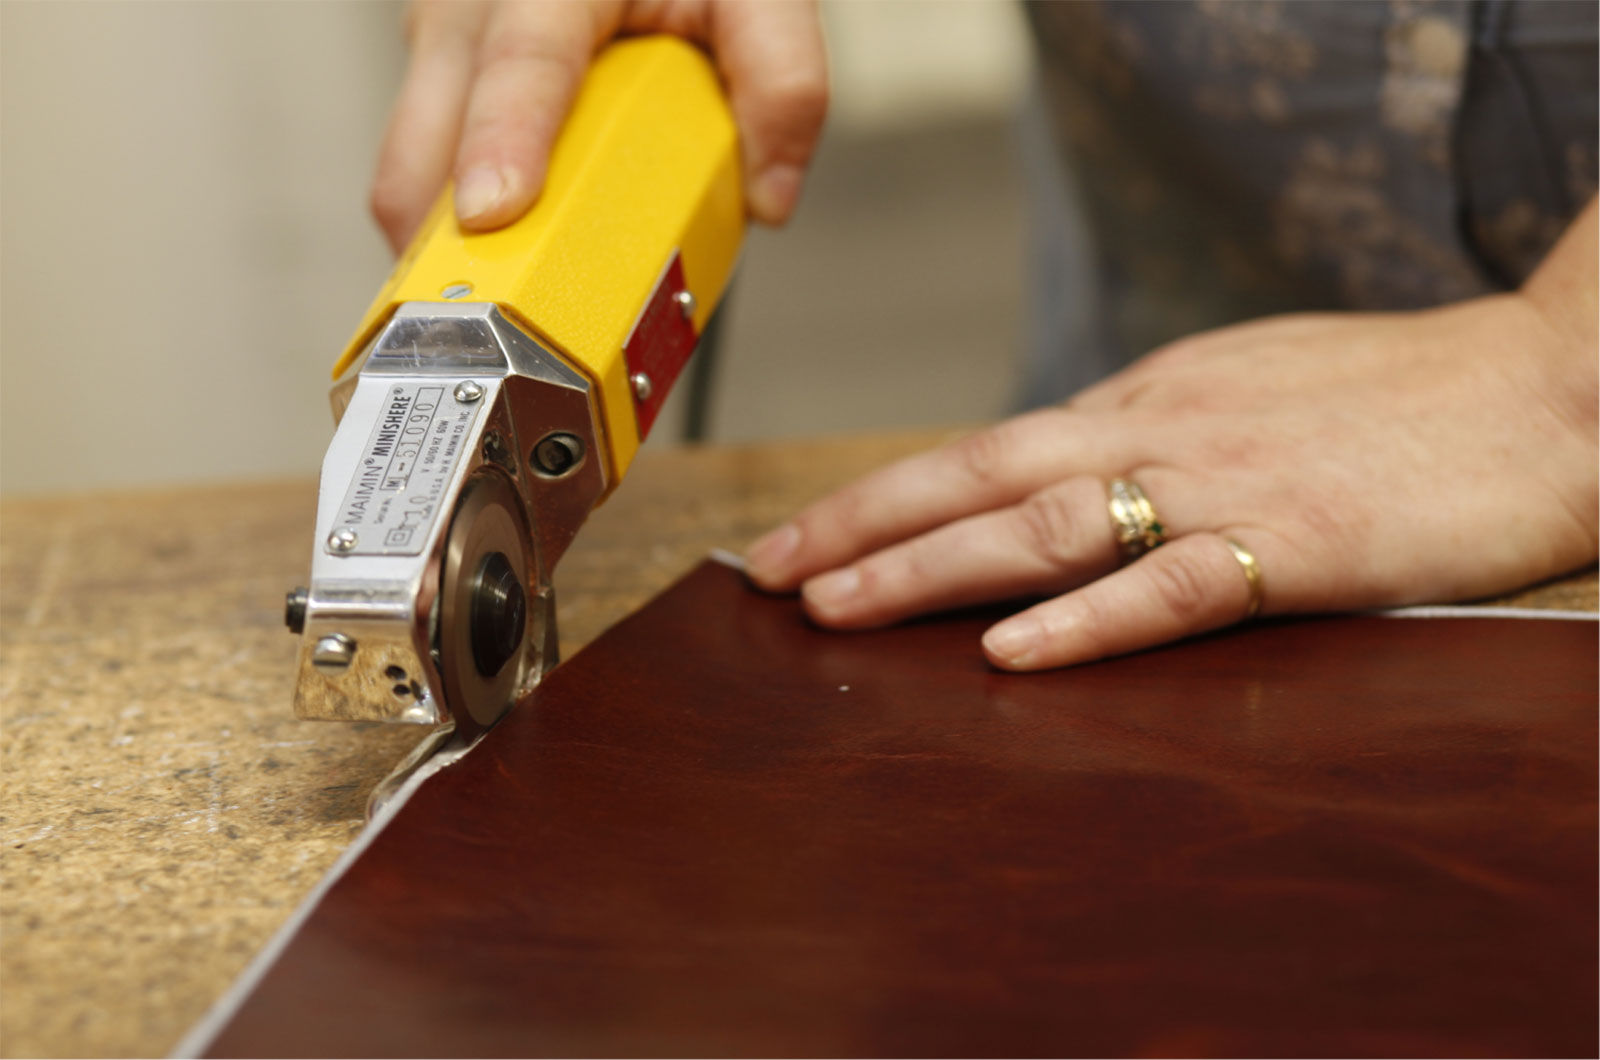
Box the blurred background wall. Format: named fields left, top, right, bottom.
left=0, top=1, right=1034, bottom=497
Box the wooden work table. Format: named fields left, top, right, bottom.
left=2, top=430, right=1594, bottom=1059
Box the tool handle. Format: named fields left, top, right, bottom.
left=336, top=36, right=745, bottom=491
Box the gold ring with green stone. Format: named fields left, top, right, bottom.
left=1106, top=478, right=1167, bottom=563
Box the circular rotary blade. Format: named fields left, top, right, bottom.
left=438, top=470, right=534, bottom=730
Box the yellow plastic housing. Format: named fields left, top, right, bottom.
left=335, top=36, right=744, bottom=489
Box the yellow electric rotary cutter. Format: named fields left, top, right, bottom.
left=284, top=37, right=743, bottom=740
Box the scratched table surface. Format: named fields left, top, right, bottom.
left=2, top=430, right=1595, bottom=1059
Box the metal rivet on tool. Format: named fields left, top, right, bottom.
left=311, top=633, right=357, bottom=672
left=441, top=283, right=473, bottom=300
left=673, top=290, right=697, bottom=319
left=327, top=528, right=359, bottom=553
left=531, top=432, right=585, bottom=478
left=285, top=586, right=309, bottom=633
left=453, top=380, right=484, bottom=403
left=630, top=372, right=653, bottom=402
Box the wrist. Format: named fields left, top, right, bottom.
left=1518, top=197, right=1598, bottom=374
left=1508, top=284, right=1599, bottom=548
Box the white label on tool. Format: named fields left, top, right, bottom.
left=331, top=382, right=483, bottom=556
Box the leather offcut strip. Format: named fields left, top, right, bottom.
left=199, top=560, right=1598, bottom=1058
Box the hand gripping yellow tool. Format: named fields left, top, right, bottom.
left=284, top=37, right=743, bottom=743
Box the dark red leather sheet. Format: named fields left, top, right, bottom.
left=206, top=561, right=1598, bottom=1058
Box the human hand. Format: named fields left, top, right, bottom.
left=744, top=213, right=1598, bottom=671
left=369, top=0, right=828, bottom=253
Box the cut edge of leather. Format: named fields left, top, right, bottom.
left=166, top=732, right=484, bottom=1059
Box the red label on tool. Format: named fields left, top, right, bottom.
left=622, top=254, right=699, bottom=439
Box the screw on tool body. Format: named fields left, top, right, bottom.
left=311, top=633, right=357, bottom=672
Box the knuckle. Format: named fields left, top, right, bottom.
left=767, top=69, right=830, bottom=128
left=1286, top=477, right=1370, bottom=565
left=1292, top=490, right=1348, bottom=549
left=1197, top=429, right=1269, bottom=469
left=1146, top=333, right=1205, bottom=368
left=1160, top=387, right=1221, bottom=415
left=475, top=28, right=579, bottom=76
left=824, top=485, right=866, bottom=533
left=368, top=179, right=408, bottom=232
left=949, top=427, right=1010, bottom=487
left=407, top=0, right=480, bottom=48
left=404, top=0, right=445, bottom=43
left=1146, top=551, right=1212, bottom=622
left=1112, top=380, right=1156, bottom=410
left=741, top=77, right=829, bottom=166
left=1118, top=374, right=1212, bottom=414
left=853, top=557, right=889, bottom=598
left=894, top=538, right=941, bottom=590
left=798, top=487, right=865, bottom=549
left=1055, top=593, right=1114, bottom=659
left=1016, top=488, right=1088, bottom=568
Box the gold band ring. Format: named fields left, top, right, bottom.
left=1106, top=478, right=1167, bottom=562
left=1225, top=538, right=1263, bottom=618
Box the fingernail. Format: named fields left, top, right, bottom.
left=749, top=163, right=804, bottom=223
left=455, top=165, right=508, bottom=221
left=804, top=567, right=861, bottom=612
left=745, top=523, right=801, bottom=578
left=983, top=619, right=1041, bottom=668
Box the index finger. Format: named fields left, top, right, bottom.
left=370, top=1, right=490, bottom=253
left=451, top=1, right=618, bottom=231
left=744, top=409, right=1138, bottom=591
